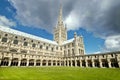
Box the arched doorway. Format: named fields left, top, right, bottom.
left=111, top=59, right=119, bottom=68
left=1, top=57, right=9, bottom=66
left=29, top=59, right=34, bottom=66
left=82, top=60, right=86, bottom=67
left=20, top=59, right=27, bottom=66
left=77, top=60, right=80, bottom=67
left=94, top=59, right=99, bottom=67
left=36, top=60, right=41, bottom=66
left=11, top=58, right=18, bottom=66
left=101, top=59, right=108, bottom=68
left=87, top=60, right=92, bottom=67
left=42, top=60, right=46, bottom=66
left=48, top=60, right=51, bottom=66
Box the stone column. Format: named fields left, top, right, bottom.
left=46, top=60, right=48, bottom=66
left=75, top=60, right=77, bottom=67
left=34, top=60, right=36, bottom=66
left=70, top=60, right=73, bottom=67
left=107, top=59, right=111, bottom=68
left=85, top=60, right=88, bottom=67
left=99, top=59, right=103, bottom=68
left=67, top=60, right=69, bottom=66
left=80, top=60, right=82, bottom=67
left=55, top=61, right=57, bottom=66
left=8, top=59, right=12, bottom=66
left=118, top=62, right=120, bottom=68
left=40, top=60, right=42, bottom=66
left=92, top=59, right=95, bottom=67
left=51, top=60, right=53, bottom=66
left=26, top=59, right=29, bottom=66
left=59, top=61, right=61, bottom=66
left=18, top=60, right=21, bottom=66
left=0, top=59, right=1, bottom=66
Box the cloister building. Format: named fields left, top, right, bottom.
left=0, top=5, right=120, bottom=68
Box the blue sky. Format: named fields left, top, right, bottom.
left=0, top=0, right=120, bottom=54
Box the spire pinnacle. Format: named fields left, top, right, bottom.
left=58, top=3, right=63, bottom=25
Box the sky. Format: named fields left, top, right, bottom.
left=0, top=0, right=120, bottom=54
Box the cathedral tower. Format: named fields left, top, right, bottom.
left=54, top=5, right=67, bottom=45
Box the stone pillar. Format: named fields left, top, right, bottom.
left=40, top=60, right=42, bottom=66
left=26, top=59, right=29, bottom=66
left=34, top=60, right=36, bottom=66
left=92, top=59, right=95, bottom=67
left=75, top=60, right=77, bottom=67
left=80, top=61, right=82, bottom=67
left=0, top=59, right=1, bottom=66
left=70, top=60, right=73, bottom=67
left=55, top=61, right=57, bottom=66
left=118, top=62, right=120, bottom=68
left=51, top=60, right=53, bottom=66
left=85, top=60, right=88, bottom=67
left=99, top=62, right=103, bottom=68
left=8, top=59, right=11, bottom=66
left=46, top=60, right=48, bottom=66
left=18, top=60, right=21, bottom=66
left=59, top=61, right=61, bottom=66
left=67, top=60, right=69, bottom=66
left=107, top=59, right=111, bottom=68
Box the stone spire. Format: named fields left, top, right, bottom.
left=54, top=4, right=67, bottom=45
left=58, top=4, right=63, bottom=26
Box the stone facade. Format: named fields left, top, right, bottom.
left=0, top=5, right=120, bottom=68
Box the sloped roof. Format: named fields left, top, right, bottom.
left=62, top=38, right=74, bottom=45
left=0, top=26, right=58, bottom=45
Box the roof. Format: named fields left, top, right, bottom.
left=62, top=38, right=74, bottom=45
left=0, top=26, right=58, bottom=45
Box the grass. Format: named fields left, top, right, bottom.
left=0, top=67, right=120, bottom=80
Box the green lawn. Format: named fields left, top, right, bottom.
left=0, top=67, right=120, bottom=80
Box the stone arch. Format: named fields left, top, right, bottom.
left=82, top=60, right=86, bottom=67
left=36, top=60, right=41, bottom=66
left=20, top=59, right=27, bottom=66
left=101, top=59, right=108, bottom=68
left=42, top=60, right=46, bottom=66
left=1, top=57, right=9, bottom=66
left=72, top=60, right=75, bottom=66
left=53, top=60, right=56, bottom=66
left=87, top=60, right=92, bottom=67
left=29, top=59, right=34, bottom=66
left=48, top=60, right=51, bottom=66
left=77, top=60, right=80, bottom=67
left=110, top=59, right=119, bottom=68
left=11, top=58, right=18, bottom=66
left=94, top=59, right=99, bottom=67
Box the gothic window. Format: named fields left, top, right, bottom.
left=1, top=37, right=7, bottom=42
left=72, top=43, right=74, bottom=47
left=46, top=46, right=48, bottom=50
left=15, top=36, right=18, bottom=38
left=23, top=42, right=28, bottom=46
left=56, top=47, right=58, bottom=50
left=5, top=34, right=8, bottom=36
left=32, top=43, right=36, bottom=47
left=40, top=45, right=42, bottom=49
left=51, top=47, right=54, bottom=51
left=13, top=40, right=18, bottom=44
left=31, top=40, right=33, bottom=42
left=24, top=38, right=26, bottom=41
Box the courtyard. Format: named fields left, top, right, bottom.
left=0, top=67, right=120, bottom=80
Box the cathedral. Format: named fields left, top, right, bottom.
left=0, top=5, right=120, bottom=68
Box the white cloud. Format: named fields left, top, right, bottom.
left=0, top=15, right=16, bottom=27
left=105, top=35, right=120, bottom=51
